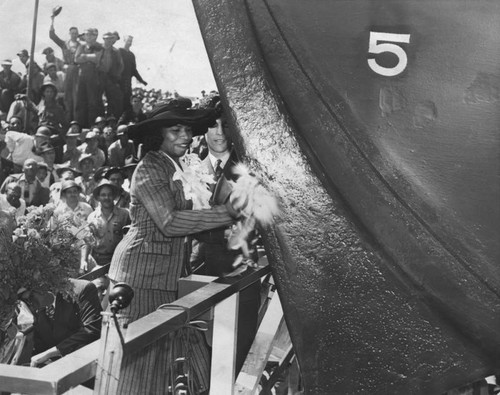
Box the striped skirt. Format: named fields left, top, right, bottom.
left=117, top=288, right=210, bottom=395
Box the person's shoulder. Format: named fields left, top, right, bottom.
left=69, top=278, right=97, bottom=297
left=108, top=140, right=120, bottom=149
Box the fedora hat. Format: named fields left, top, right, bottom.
left=92, top=179, right=120, bottom=200
left=66, top=128, right=80, bottom=138
left=35, top=125, right=53, bottom=138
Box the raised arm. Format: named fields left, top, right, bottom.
left=49, top=18, right=66, bottom=50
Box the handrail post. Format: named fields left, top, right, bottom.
left=93, top=312, right=129, bottom=395
left=210, top=292, right=239, bottom=394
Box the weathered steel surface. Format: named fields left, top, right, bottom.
left=192, top=1, right=500, bottom=393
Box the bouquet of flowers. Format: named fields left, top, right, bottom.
left=225, top=164, right=280, bottom=274
left=174, top=153, right=215, bottom=209
left=0, top=204, right=96, bottom=306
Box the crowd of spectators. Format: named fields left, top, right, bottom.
left=0, top=17, right=262, bottom=393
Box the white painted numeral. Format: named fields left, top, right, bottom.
left=367, top=32, right=411, bottom=77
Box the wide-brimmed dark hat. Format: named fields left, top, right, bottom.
left=127, top=100, right=217, bottom=142
left=93, top=166, right=110, bottom=182
left=104, top=167, right=124, bottom=179
left=92, top=179, right=120, bottom=200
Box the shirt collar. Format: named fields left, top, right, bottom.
left=208, top=152, right=230, bottom=170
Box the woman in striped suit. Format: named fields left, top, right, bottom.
left=108, top=99, right=241, bottom=394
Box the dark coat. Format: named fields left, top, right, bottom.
left=33, top=279, right=102, bottom=356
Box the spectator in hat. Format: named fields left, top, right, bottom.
left=102, top=125, right=116, bottom=155
left=4, top=123, right=47, bottom=167
left=104, top=167, right=130, bottom=209
left=53, top=179, right=92, bottom=221
left=98, top=32, right=124, bottom=119
left=83, top=179, right=129, bottom=269
left=37, top=81, right=68, bottom=134
left=49, top=164, right=81, bottom=205
left=75, top=28, right=104, bottom=127
left=107, top=124, right=135, bottom=167
left=43, top=63, right=65, bottom=104
left=106, top=115, right=117, bottom=130
left=119, top=35, right=147, bottom=112
left=0, top=158, right=49, bottom=207
left=6, top=94, right=39, bottom=134
left=0, top=182, right=26, bottom=220
left=62, top=125, right=82, bottom=169
left=16, top=49, right=30, bottom=69
left=0, top=60, right=21, bottom=114
left=93, top=116, right=106, bottom=133
left=75, top=153, right=97, bottom=202
left=77, top=130, right=105, bottom=170
left=36, top=142, right=58, bottom=187
left=49, top=18, right=81, bottom=121
left=42, top=47, right=64, bottom=73
left=118, top=93, right=146, bottom=126
left=36, top=161, right=50, bottom=188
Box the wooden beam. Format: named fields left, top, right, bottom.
left=210, top=293, right=239, bottom=394
left=124, top=266, right=270, bottom=355
left=93, top=313, right=129, bottom=395
left=0, top=365, right=56, bottom=394
left=0, top=341, right=98, bottom=394
left=42, top=340, right=99, bottom=394
left=235, top=291, right=284, bottom=394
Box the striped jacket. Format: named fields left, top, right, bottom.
left=108, top=150, right=235, bottom=291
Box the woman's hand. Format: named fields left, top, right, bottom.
left=30, top=346, right=61, bottom=367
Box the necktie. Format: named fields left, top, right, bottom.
left=45, top=304, right=55, bottom=320
left=214, top=159, right=223, bottom=180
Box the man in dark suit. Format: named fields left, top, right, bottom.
left=29, top=279, right=102, bottom=366
left=0, top=158, right=50, bottom=207
left=194, top=97, right=261, bottom=376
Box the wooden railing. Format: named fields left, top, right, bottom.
left=0, top=264, right=272, bottom=394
